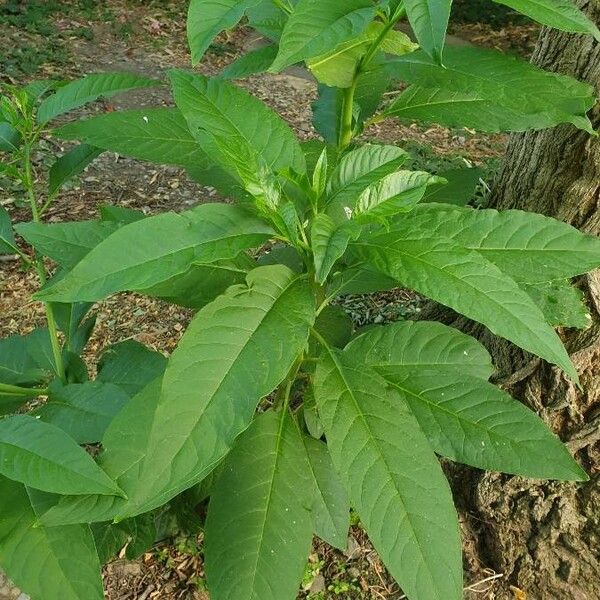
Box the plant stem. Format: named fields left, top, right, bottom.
left=338, top=79, right=359, bottom=150
left=22, top=143, right=66, bottom=384
left=272, top=0, right=293, bottom=15
left=0, top=382, right=49, bottom=397
left=338, top=6, right=407, bottom=150
left=275, top=354, right=304, bottom=410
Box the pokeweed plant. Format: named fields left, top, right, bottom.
left=1, top=1, right=599, bottom=599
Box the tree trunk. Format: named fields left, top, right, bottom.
left=432, top=2, right=600, bottom=598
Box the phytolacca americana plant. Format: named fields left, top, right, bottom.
left=1, top=1, right=600, bottom=599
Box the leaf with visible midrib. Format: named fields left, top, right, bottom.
left=303, top=435, right=350, bottom=550
left=34, top=203, right=274, bottom=302
left=346, top=320, right=494, bottom=379
left=326, top=144, right=409, bottom=209
left=391, top=204, right=600, bottom=283
left=352, top=229, right=577, bottom=380
left=403, top=0, right=452, bottom=63
left=0, top=415, right=125, bottom=497
left=37, top=72, right=159, bottom=123
left=117, top=265, right=316, bottom=519
left=377, top=367, right=588, bottom=481
left=57, top=108, right=210, bottom=167
left=16, top=220, right=120, bottom=269
left=48, top=144, right=102, bottom=196
left=314, top=348, right=462, bottom=600
left=0, top=477, right=104, bottom=600
left=187, top=0, right=262, bottom=65
left=205, top=410, right=314, bottom=600
left=170, top=70, right=306, bottom=189
left=386, top=47, right=596, bottom=132
left=270, top=0, right=376, bottom=72
left=311, top=214, right=361, bottom=283
left=39, top=379, right=164, bottom=527
left=493, top=0, right=600, bottom=40
left=33, top=380, right=130, bottom=444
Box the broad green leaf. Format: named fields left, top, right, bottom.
left=327, top=263, right=398, bottom=296
left=270, top=0, right=376, bottom=72
left=494, top=0, right=600, bottom=40
left=53, top=300, right=95, bottom=355
left=326, top=144, right=408, bottom=209
left=35, top=203, right=273, bottom=302
left=57, top=108, right=210, bottom=167
left=117, top=266, right=315, bottom=518
left=92, top=513, right=156, bottom=563
left=386, top=47, right=596, bottom=132
left=0, top=205, right=18, bottom=255
left=97, top=340, right=167, bottom=397
left=139, top=256, right=253, bottom=309
left=0, top=477, right=103, bottom=600
left=170, top=70, right=306, bottom=191
left=376, top=368, right=588, bottom=480
left=257, top=244, right=304, bottom=272
left=355, top=64, right=393, bottom=122
left=220, top=44, right=279, bottom=79
left=33, top=381, right=130, bottom=443
left=524, top=280, right=591, bottom=329
left=0, top=415, right=124, bottom=496
left=314, top=349, right=462, bottom=600
left=205, top=410, right=314, bottom=600
left=187, top=0, right=261, bottom=65
left=347, top=320, right=494, bottom=379
left=397, top=204, right=600, bottom=283
left=21, top=329, right=57, bottom=379
left=48, top=144, right=102, bottom=196
left=307, top=22, right=417, bottom=88
left=352, top=228, right=577, bottom=380
left=187, top=162, right=253, bottom=202
left=24, top=79, right=63, bottom=101
left=99, top=204, right=145, bottom=223
left=421, top=167, right=484, bottom=206
left=0, top=331, right=51, bottom=386
left=91, top=521, right=130, bottom=563
left=311, top=214, right=361, bottom=283
left=93, top=513, right=156, bottom=562
left=37, top=72, right=159, bottom=123
left=354, top=170, right=443, bottom=222
left=388, top=85, right=596, bottom=134
left=246, top=0, right=292, bottom=40
left=303, top=435, right=350, bottom=550
left=39, top=379, right=163, bottom=527
left=0, top=122, right=21, bottom=152
left=403, top=0, right=452, bottom=63
left=311, top=84, right=345, bottom=145
left=314, top=305, right=354, bottom=349
left=16, top=220, right=119, bottom=269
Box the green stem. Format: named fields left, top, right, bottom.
left=338, top=79, right=359, bottom=150
left=23, top=143, right=66, bottom=384
left=310, top=327, right=329, bottom=349
left=275, top=353, right=304, bottom=410
left=272, top=0, right=293, bottom=15
left=338, top=6, right=407, bottom=149
left=0, top=382, right=49, bottom=397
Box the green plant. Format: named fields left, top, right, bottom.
left=1, top=2, right=599, bottom=600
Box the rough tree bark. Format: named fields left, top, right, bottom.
left=429, top=2, right=600, bottom=598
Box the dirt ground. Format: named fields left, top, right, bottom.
left=0, top=2, right=542, bottom=598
